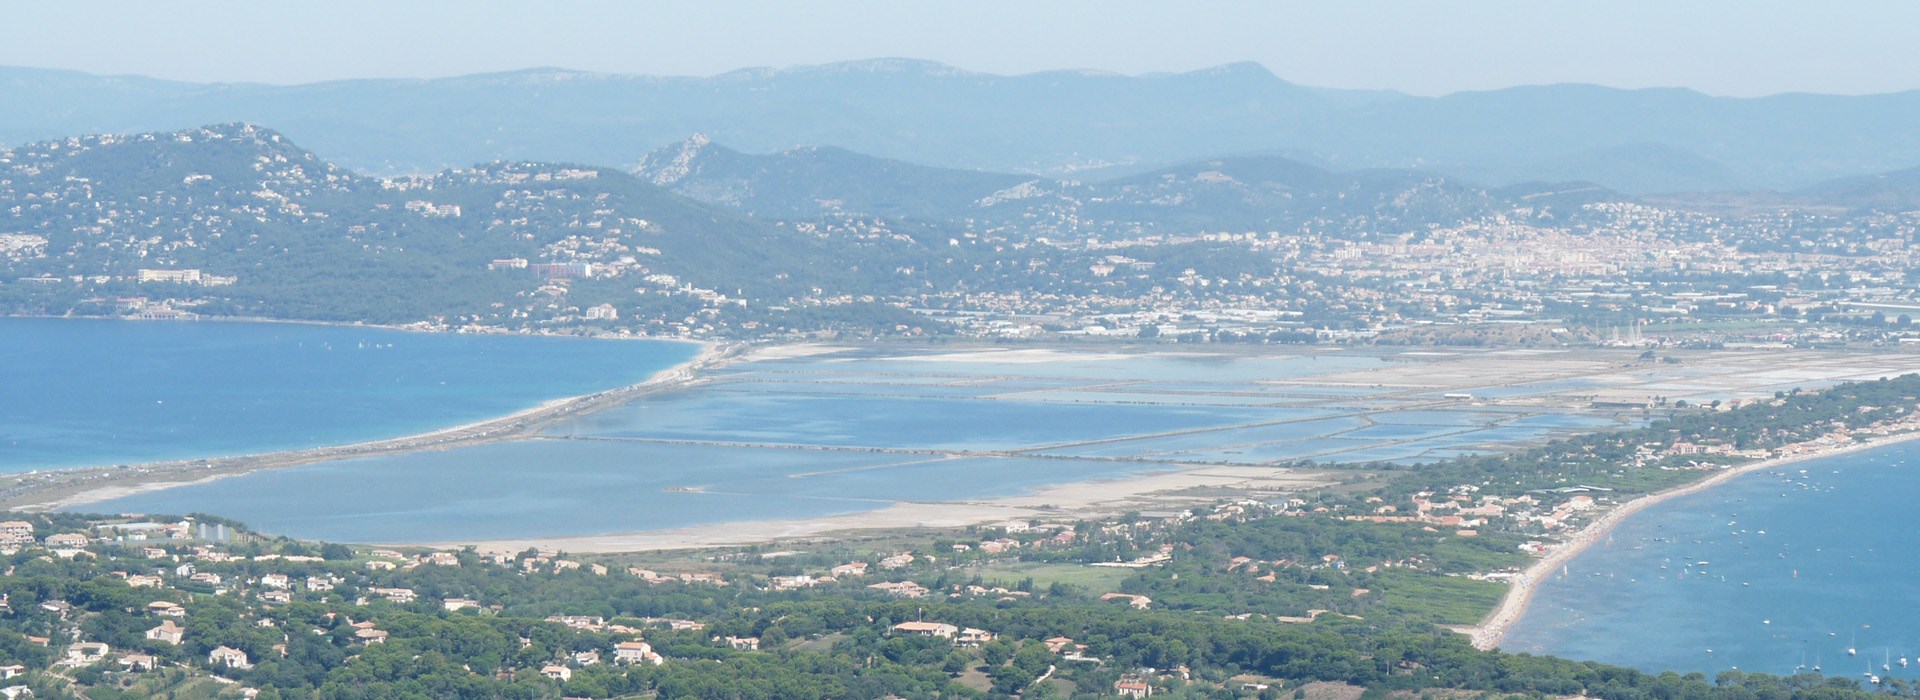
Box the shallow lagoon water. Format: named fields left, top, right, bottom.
left=88, top=441, right=1162, bottom=542
left=547, top=392, right=1287, bottom=451
left=71, top=341, right=1631, bottom=542
left=1031, top=415, right=1360, bottom=459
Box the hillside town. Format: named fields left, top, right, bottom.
left=5, top=126, right=1920, bottom=347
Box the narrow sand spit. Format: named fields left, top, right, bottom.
left=8, top=341, right=733, bottom=511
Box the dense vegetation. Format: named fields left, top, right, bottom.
left=1366, top=374, right=1920, bottom=501
left=0, top=522, right=1912, bottom=700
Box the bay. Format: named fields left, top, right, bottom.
left=1503, top=440, right=1920, bottom=678
left=0, top=318, right=695, bottom=470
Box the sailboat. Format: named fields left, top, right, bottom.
left=1849, top=631, right=1859, bottom=657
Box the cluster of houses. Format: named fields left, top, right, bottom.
left=540, top=615, right=668, bottom=668
left=889, top=621, right=996, bottom=647
left=625, top=567, right=727, bottom=586
left=535, top=637, right=665, bottom=683
left=0, top=516, right=704, bottom=696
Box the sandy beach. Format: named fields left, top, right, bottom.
left=882, top=348, right=1136, bottom=364
left=1465, top=430, right=1920, bottom=651
left=411, top=465, right=1329, bottom=554
left=3, top=339, right=735, bottom=512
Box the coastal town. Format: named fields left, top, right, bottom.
left=6, top=126, right=1920, bottom=350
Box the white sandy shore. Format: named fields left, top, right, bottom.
left=735, top=343, right=853, bottom=362
left=1466, top=430, right=1920, bottom=650
left=410, top=466, right=1327, bottom=554
left=12, top=339, right=732, bottom=511
left=883, top=348, right=1136, bottom=364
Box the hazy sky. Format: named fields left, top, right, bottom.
left=4, top=1, right=1916, bottom=97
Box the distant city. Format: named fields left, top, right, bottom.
left=2, top=120, right=1917, bottom=349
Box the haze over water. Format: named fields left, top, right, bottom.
left=0, top=318, right=695, bottom=471
left=1504, top=440, right=1920, bottom=678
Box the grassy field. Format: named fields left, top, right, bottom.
left=89, top=670, right=242, bottom=700
left=1373, top=570, right=1511, bottom=625
left=788, top=631, right=844, bottom=654
left=971, top=561, right=1136, bottom=592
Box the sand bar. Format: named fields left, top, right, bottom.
left=410, top=466, right=1330, bottom=554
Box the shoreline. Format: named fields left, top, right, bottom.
left=403, top=465, right=1328, bottom=554
left=2, top=311, right=698, bottom=342
left=3, top=337, right=737, bottom=512
left=1465, top=430, right=1920, bottom=651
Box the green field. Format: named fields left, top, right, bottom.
left=974, top=561, right=1137, bottom=592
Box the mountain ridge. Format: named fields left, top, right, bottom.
left=0, top=123, right=936, bottom=335
left=6, top=60, right=1920, bottom=193
left=633, top=133, right=1920, bottom=228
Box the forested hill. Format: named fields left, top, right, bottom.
left=0, top=124, right=1607, bottom=340
left=0, top=124, right=933, bottom=336
left=7, top=123, right=1920, bottom=342
left=634, top=135, right=1034, bottom=221
left=636, top=135, right=1612, bottom=232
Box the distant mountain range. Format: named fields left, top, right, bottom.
left=5, top=60, right=1920, bottom=194
left=634, top=135, right=1620, bottom=231
left=635, top=134, right=1033, bottom=221
left=635, top=134, right=1920, bottom=227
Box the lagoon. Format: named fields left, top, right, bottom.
left=75, top=344, right=1640, bottom=542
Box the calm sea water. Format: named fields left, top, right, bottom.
left=0, top=318, right=695, bottom=470
left=1504, top=440, right=1920, bottom=677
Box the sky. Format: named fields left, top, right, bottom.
left=3, top=1, right=1916, bottom=97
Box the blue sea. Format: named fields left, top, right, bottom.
left=1504, top=440, right=1920, bottom=678
left=0, top=318, right=696, bottom=470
